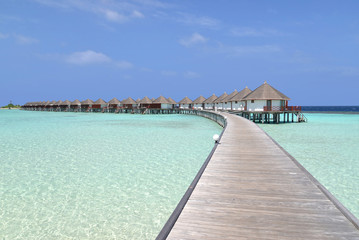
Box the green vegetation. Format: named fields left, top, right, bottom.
left=1, top=103, right=21, bottom=109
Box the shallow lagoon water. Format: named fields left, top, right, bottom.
left=0, top=110, right=222, bottom=239
left=259, top=113, right=359, bottom=218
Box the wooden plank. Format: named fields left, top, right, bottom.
left=167, top=113, right=359, bottom=239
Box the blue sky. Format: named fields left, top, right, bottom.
left=1, top=0, right=358, bottom=106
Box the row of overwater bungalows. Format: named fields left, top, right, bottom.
left=22, top=81, right=301, bottom=112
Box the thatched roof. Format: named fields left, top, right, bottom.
left=108, top=98, right=120, bottom=104
left=213, top=92, right=228, bottom=103
left=136, top=98, right=141, bottom=103
left=178, top=96, right=193, bottom=104
left=222, top=90, right=238, bottom=102
left=139, top=96, right=153, bottom=104
left=81, top=99, right=94, bottom=105
left=203, top=94, right=218, bottom=104
left=94, top=98, right=107, bottom=105
left=229, top=87, right=252, bottom=102
left=44, top=101, right=50, bottom=106
left=71, top=99, right=81, bottom=105
left=121, top=97, right=136, bottom=105
left=167, top=97, right=177, bottom=104
left=55, top=100, right=63, bottom=105
left=49, top=100, right=56, bottom=105
left=243, top=81, right=290, bottom=100
left=192, top=95, right=207, bottom=104
left=151, top=98, right=156, bottom=101
left=61, top=100, right=71, bottom=105
left=153, top=96, right=170, bottom=104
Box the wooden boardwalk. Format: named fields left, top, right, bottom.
left=167, top=113, right=359, bottom=239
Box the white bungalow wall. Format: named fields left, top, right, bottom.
left=231, top=101, right=246, bottom=110
left=223, top=102, right=232, bottom=110
left=204, top=103, right=214, bottom=109
left=179, top=104, right=191, bottom=109
left=246, top=100, right=283, bottom=111
left=193, top=103, right=203, bottom=109
left=161, top=103, right=172, bottom=109
left=215, top=102, right=224, bottom=110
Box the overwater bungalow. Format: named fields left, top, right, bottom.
left=60, top=100, right=71, bottom=112
left=242, top=81, right=290, bottom=112
left=152, top=96, right=171, bottom=109
left=138, top=96, right=153, bottom=109
left=228, top=86, right=252, bottom=111
left=48, top=100, right=56, bottom=111
left=43, top=101, right=50, bottom=111
left=108, top=98, right=121, bottom=113
left=203, top=94, right=218, bottom=110
left=92, top=98, right=107, bottom=112
left=214, top=92, right=228, bottom=110
left=121, top=97, right=137, bottom=109
left=192, top=96, right=206, bottom=110
left=178, top=97, right=193, bottom=109
left=54, top=100, right=63, bottom=111
left=80, top=99, right=94, bottom=112
left=222, top=90, right=238, bottom=110
left=167, top=97, right=177, bottom=109
left=70, top=99, right=81, bottom=112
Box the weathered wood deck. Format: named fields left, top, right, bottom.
left=167, top=112, right=359, bottom=239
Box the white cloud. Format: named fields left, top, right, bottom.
left=177, top=12, right=220, bottom=29
left=66, top=50, right=111, bottom=65
left=32, top=0, right=154, bottom=24
left=179, top=33, right=207, bottom=47
left=14, top=34, right=39, bottom=44
left=116, top=60, right=134, bottom=69
left=184, top=71, right=200, bottom=79
left=102, top=9, right=127, bottom=23
left=231, top=27, right=285, bottom=37
left=0, top=32, right=9, bottom=39
left=132, top=10, right=144, bottom=18
left=161, top=70, right=177, bottom=76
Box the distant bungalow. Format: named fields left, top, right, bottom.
left=81, top=99, right=94, bottom=112
left=167, top=97, right=177, bottom=109
left=21, top=81, right=305, bottom=122
left=93, top=98, right=107, bottom=112
left=138, top=96, right=152, bottom=108
left=71, top=99, right=81, bottom=112
left=222, top=90, right=238, bottom=110
left=178, top=97, right=193, bottom=109
left=203, top=94, right=218, bottom=110
left=214, top=92, right=228, bottom=110
left=121, top=97, right=137, bottom=109
left=228, top=87, right=252, bottom=111
left=242, top=81, right=290, bottom=112
left=152, top=96, right=172, bottom=109
left=61, top=100, right=71, bottom=111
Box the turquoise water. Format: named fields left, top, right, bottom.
left=259, top=113, right=359, bottom=218
left=0, top=110, right=222, bottom=239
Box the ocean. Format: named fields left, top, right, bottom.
left=0, top=110, right=222, bottom=239
left=259, top=109, right=359, bottom=219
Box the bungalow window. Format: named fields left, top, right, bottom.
left=251, top=100, right=254, bottom=103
